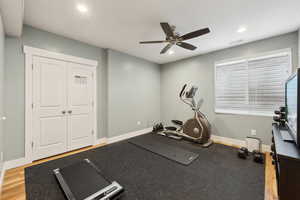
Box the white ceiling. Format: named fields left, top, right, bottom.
left=0, top=0, right=24, bottom=37
left=4, top=0, right=300, bottom=64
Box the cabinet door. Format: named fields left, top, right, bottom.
left=32, top=57, right=68, bottom=160
left=67, top=63, right=94, bottom=151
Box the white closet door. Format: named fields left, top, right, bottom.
left=67, top=63, right=94, bottom=151
left=32, top=57, right=68, bottom=160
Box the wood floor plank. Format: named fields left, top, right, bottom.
left=0, top=142, right=278, bottom=200
left=264, top=152, right=278, bottom=200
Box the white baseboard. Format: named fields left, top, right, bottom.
left=211, top=135, right=271, bottom=152
left=4, top=157, right=31, bottom=171
left=107, top=127, right=152, bottom=144
left=0, top=157, right=31, bottom=189
left=95, top=128, right=153, bottom=145
left=261, top=144, right=271, bottom=152
left=95, top=137, right=107, bottom=145
left=211, top=135, right=245, bottom=147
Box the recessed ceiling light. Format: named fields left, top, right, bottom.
left=77, top=4, right=88, bottom=13
left=237, top=26, right=247, bottom=33
left=168, top=50, right=174, bottom=55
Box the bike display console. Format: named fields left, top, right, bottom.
left=53, top=159, right=124, bottom=200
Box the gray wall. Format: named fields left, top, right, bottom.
left=4, top=25, right=159, bottom=161
left=299, top=29, right=300, bottom=63
left=0, top=14, right=5, bottom=171
left=161, top=32, right=299, bottom=145
left=4, top=37, right=25, bottom=161
left=107, top=49, right=160, bottom=137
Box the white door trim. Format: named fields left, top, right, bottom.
left=24, top=45, right=98, bottom=163
left=24, top=46, right=98, bottom=66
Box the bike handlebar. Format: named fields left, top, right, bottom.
left=179, top=84, right=187, bottom=98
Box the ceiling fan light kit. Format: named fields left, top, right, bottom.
left=140, top=22, right=210, bottom=54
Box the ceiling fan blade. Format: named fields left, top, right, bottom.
left=160, top=43, right=173, bottom=54
left=180, top=28, right=210, bottom=41
left=139, top=40, right=167, bottom=44
left=160, top=22, right=175, bottom=38
left=176, top=42, right=197, bottom=50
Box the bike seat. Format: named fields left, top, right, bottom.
left=171, top=120, right=183, bottom=126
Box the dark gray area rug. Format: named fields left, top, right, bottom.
left=25, top=133, right=265, bottom=200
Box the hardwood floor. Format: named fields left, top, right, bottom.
left=1, top=142, right=278, bottom=200
left=265, top=152, right=279, bottom=200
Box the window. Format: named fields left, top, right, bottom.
left=215, top=49, right=292, bottom=116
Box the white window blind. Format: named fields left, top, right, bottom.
left=215, top=50, right=291, bottom=116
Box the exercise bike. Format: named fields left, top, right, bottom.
left=159, top=84, right=213, bottom=147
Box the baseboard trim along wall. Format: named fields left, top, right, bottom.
left=95, top=138, right=107, bottom=145
left=107, top=127, right=153, bottom=144
left=211, top=135, right=271, bottom=152
left=3, top=157, right=31, bottom=171
left=96, top=127, right=153, bottom=145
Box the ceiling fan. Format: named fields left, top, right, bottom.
left=139, top=22, right=210, bottom=54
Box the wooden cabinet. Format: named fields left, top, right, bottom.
left=271, top=123, right=300, bottom=200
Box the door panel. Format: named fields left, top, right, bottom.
left=67, top=63, right=94, bottom=150
left=40, top=117, right=66, bottom=146
left=68, top=114, right=92, bottom=150
left=32, top=57, right=68, bottom=160
left=40, top=64, right=65, bottom=107
left=69, top=114, right=89, bottom=140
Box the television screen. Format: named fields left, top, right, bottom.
left=286, top=73, right=298, bottom=143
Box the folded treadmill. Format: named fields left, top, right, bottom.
left=53, top=159, right=124, bottom=200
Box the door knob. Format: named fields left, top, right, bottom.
left=68, top=110, right=72, bottom=114
left=62, top=111, right=66, bottom=114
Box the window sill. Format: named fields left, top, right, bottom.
left=215, top=109, right=273, bottom=117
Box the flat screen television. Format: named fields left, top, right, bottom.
left=285, top=68, right=300, bottom=147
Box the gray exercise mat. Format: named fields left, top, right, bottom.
left=129, top=136, right=199, bottom=165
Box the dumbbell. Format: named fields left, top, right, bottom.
left=237, top=147, right=249, bottom=159
left=273, top=115, right=286, bottom=122
left=279, top=106, right=286, bottom=112
left=152, top=123, right=164, bottom=133
left=274, top=112, right=286, bottom=119
left=273, top=115, right=286, bottom=126
left=253, top=150, right=264, bottom=164
left=274, top=106, right=286, bottom=114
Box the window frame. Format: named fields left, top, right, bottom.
left=214, top=48, right=293, bottom=117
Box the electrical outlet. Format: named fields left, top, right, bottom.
left=251, top=129, right=257, bottom=136
left=137, top=121, right=141, bottom=126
